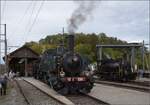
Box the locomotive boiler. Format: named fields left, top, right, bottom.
left=34, top=35, right=94, bottom=94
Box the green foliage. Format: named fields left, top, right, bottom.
left=75, top=44, right=94, bottom=62
left=24, top=33, right=149, bottom=70
left=25, top=41, right=57, bottom=54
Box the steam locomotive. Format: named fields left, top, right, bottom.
left=96, top=58, right=137, bottom=82
left=33, top=35, right=94, bottom=94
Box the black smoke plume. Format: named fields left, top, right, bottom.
left=68, top=0, right=98, bottom=34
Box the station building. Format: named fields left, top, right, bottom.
left=4, top=46, right=39, bottom=76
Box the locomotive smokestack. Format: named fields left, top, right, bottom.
left=68, top=35, right=74, bottom=52
left=67, top=1, right=99, bottom=52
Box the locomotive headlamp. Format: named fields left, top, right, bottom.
left=84, top=71, right=90, bottom=77
left=60, top=69, right=65, bottom=77
left=73, top=56, right=78, bottom=62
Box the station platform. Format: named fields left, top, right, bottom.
left=135, top=77, right=150, bottom=82
left=88, top=83, right=150, bottom=105
left=22, top=77, right=74, bottom=105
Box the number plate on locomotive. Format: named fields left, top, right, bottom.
left=65, top=77, right=86, bottom=82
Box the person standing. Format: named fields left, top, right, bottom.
left=0, top=78, right=2, bottom=96
left=1, top=75, right=8, bottom=95
left=4, top=75, right=7, bottom=95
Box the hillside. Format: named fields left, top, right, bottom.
left=25, top=33, right=149, bottom=69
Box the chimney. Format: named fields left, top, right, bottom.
left=68, top=35, right=74, bottom=52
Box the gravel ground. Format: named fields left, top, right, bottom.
left=17, top=79, right=63, bottom=105
left=0, top=80, right=28, bottom=105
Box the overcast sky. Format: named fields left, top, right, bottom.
left=0, top=0, right=149, bottom=63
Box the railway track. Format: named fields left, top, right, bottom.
left=95, top=80, right=150, bottom=92
left=15, top=77, right=110, bottom=105
left=15, top=79, right=30, bottom=105
left=65, top=94, right=109, bottom=105
left=16, top=77, right=149, bottom=105
left=15, top=78, right=63, bottom=105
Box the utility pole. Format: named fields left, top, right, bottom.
left=4, top=24, right=8, bottom=73
left=62, top=27, right=64, bottom=46
left=131, top=47, right=135, bottom=72
left=0, top=24, right=8, bottom=73
left=142, top=40, right=145, bottom=71
left=149, top=32, right=150, bottom=71
left=0, top=25, right=1, bottom=73
left=60, top=27, right=65, bottom=53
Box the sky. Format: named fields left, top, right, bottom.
left=0, top=0, right=149, bottom=63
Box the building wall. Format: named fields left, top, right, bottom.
left=0, top=64, right=6, bottom=75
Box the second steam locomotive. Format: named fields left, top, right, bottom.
left=96, top=58, right=137, bottom=81
left=34, top=35, right=94, bottom=94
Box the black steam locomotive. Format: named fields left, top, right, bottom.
left=33, top=35, right=94, bottom=94
left=96, top=58, right=136, bottom=82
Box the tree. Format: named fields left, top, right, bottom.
left=75, top=44, right=94, bottom=62
left=24, top=32, right=148, bottom=68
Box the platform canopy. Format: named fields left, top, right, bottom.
left=4, top=46, right=39, bottom=76
left=7, top=46, right=39, bottom=59
left=96, top=43, right=144, bottom=72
